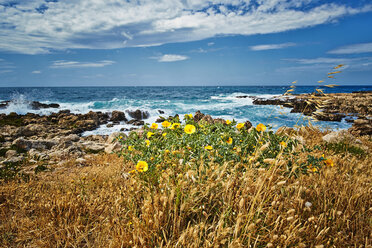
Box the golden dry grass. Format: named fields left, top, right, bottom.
left=1, top=130, right=371, bottom=247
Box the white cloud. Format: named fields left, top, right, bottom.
left=0, top=1, right=371, bottom=54
left=328, top=42, right=372, bottom=54
left=250, top=42, right=296, bottom=51
left=207, top=42, right=215, bottom=46
left=50, top=60, right=115, bottom=68
left=285, top=57, right=354, bottom=64
left=0, top=70, right=12, bottom=74
left=31, top=70, right=41, bottom=74
left=154, top=54, right=189, bottom=62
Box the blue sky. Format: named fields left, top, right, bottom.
left=0, top=0, right=372, bottom=86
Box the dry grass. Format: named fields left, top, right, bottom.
left=1, top=130, right=371, bottom=247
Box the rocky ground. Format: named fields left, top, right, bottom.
left=240, top=90, right=372, bottom=136
left=0, top=108, right=152, bottom=169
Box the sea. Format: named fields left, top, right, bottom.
left=1, top=86, right=371, bottom=136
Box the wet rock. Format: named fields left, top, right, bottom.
left=106, top=123, right=114, bottom=128
left=110, top=111, right=127, bottom=122
left=127, top=119, right=144, bottom=126
left=126, top=109, right=149, bottom=120
left=158, top=110, right=165, bottom=114
left=0, top=100, right=59, bottom=110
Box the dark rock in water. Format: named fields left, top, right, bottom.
left=0, top=100, right=60, bottom=110
left=126, top=109, right=149, bottom=120
left=156, top=117, right=165, bottom=123
left=127, top=119, right=145, bottom=126
left=236, top=95, right=250, bottom=98
left=120, top=128, right=129, bottom=132
left=110, top=111, right=127, bottom=122
left=352, top=90, right=372, bottom=94
left=106, top=123, right=114, bottom=128
left=29, top=101, right=59, bottom=110
left=345, top=118, right=355, bottom=123
left=158, top=110, right=165, bottom=114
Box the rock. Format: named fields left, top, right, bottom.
left=110, top=111, right=127, bottom=122
left=244, top=120, right=253, bottom=130
left=29, top=101, right=60, bottom=110
left=193, top=111, right=205, bottom=122
left=126, top=109, right=149, bottom=120
left=158, top=110, right=165, bottom=114
left=5, top=150, right=17, bottom=158
left=63, top=134, right=80, bottom=142
left=349, top=118, right=372, bottom=136
left=75, top=157, right=87, bottom=165
left=127, top=119, right=144, bottom=126
left=106, top=123, right=114, bottom=128
left=313, top=113, right=345, bottom=122
left=2, top=156, right=24, bottom=165
left=82, top=142, right=105, bottom=153
left=322, top=130, right=355, bottom=143
left=156, top=117, right=165, bottom=123
left=0, top=100, right=59, bottom=110
left=200, top=115, right=214, bottom=124
left=12, top=138, right=58, bottom=151
left=105, top=143, right=122, bottom=154
left=120, top=128, right=129, bottom=131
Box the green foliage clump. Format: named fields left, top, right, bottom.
left=118, top=115, right=326, bottom=187
left=325, top=142, right=365, bottom=157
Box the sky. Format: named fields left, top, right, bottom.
left=0, top=0, right=372, bottom=87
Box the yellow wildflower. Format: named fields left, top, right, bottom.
left=136, top=161, right=148, bottom=172
left=145, top=139, right=150, bottom=146
left=185, top=114, right=193, bottom=119
left=325, top=159, right=334, bottom=167
left=256, top=123, right=267, bottom=132
left=165, top=149, right=170, bottom=154
left=226, top=120, right=231, bottom=125
left=128, top=145, right=133, bottom=151
left=162, top=132, right=167, bottom=137
left=128, top=170, right=136, bottom=174
left=170, top=123, right=180, bottom=130
left=162, top=120, right=171, bottom=128
left=226, top=137, right=233, bottom=145
left=205, top=145, right=213, bottom=150
left=236, top=123, right=245, bottom=130
left=184, top=124, right=196, bottom=134
left=311, top=167, right=318, bottom=172
left=147, top=131, right=154, bottom=138
left=119, top=136, right=123, bottom=140
left=280, top=141, right=287, bottom=147
left=150, top=123, right=158, bottom=129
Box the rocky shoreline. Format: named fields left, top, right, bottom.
left=0, top=107, right=152, bottom=168
left=1, top=91, right=371, bottom=170
left=240, top=91, right=372, bottom=136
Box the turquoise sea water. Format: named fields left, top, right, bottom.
left=1, top=86, right=371, bottom=135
